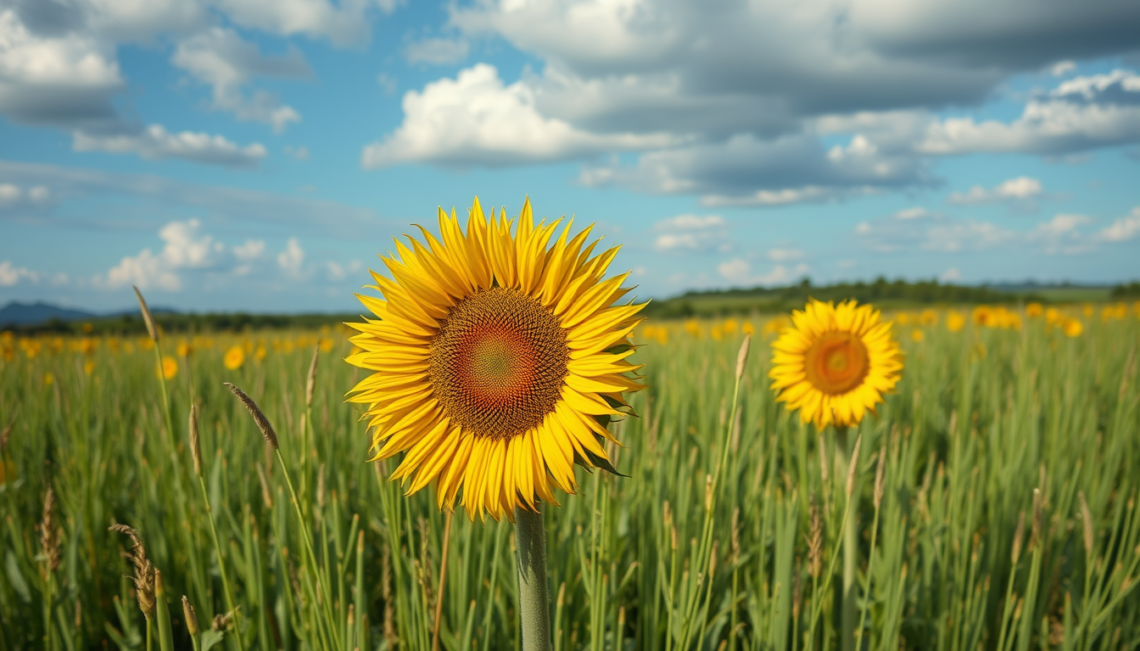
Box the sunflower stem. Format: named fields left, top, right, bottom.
left=514, top=505, right=553, bottom=651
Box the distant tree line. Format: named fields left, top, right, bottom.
left=643, top=277, right=1047, bottom=318
left=1111, top=281, right=1140, bottom=298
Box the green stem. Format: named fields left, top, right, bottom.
left=514, top=505, right=553, bottom=651
left=855, top=504, right=881, bottom=648
left=836, top=428, right=857, bottom=651
left=145, top=616, right=153, bottom=651
left=197, top=477, right=246, bottom=651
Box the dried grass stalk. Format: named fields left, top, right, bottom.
left=225, top=383, right=279, bottom=450
left=110, top=523, right=155, bottom=616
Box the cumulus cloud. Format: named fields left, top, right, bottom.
left=581, top=133, right=927, bottom=206
left=94, top=218, right=220, bottom=291
left=72, top=124, right=267, bottom=167
left=947, top=177, right=1043, bottom=204
left=171, top=27, right=311, bottom=132
left=362, top=64, right=676, bottom=168
left=651, top=213, right=730, bottom=253
left=717, top=258, right=810, bottom=286
left=920, top=70, right=1140, bottom=155
left=211, top=0, right=393, bottom=47
left=326, top=259, right=364, bottom=280
left=0, top=260, right=39, bottom=286
left=1097, top=206, right=1140, bottom=242
left=855, top=208, right=1112, bottom=254
left=404, top=37, right=469, bottom=65
left=277, top=237, right=305, bottom=278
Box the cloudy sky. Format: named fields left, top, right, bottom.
left=1, top=0, right=1139, bottom=312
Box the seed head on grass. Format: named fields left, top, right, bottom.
left=808, top=495, right=822, bottom=579
left=189, top=404, right=203, bottom=477
left=110, top=523, right=155, bottom=616
left=182, top=596, right=199, bottom=635
left=1079, top=492, right=1094, bottom=556
left=40, top=486, right=61, bottom=576
left=224, top=382, right=278, bottom=450
left=306, top=345, right=319, bottom=407
left=133, top=286, right=158, bottom=342
left=1011, top=512, right=1025, bottom=564
left=873, top=447, right=887, bottom=509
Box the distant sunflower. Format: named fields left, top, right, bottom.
left=769, top=299, right=902, bottom=430
left=347, top=198, right=646, bottom=521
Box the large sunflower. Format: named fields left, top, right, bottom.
left=347, top=198, right=646, bottom=521
left=769, top=299, right=902, bottom=430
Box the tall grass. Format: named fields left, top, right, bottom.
left=0, top=309, right=1137, bottom=649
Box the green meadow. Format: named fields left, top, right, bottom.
left=1, top=304, right=1138, bottom=650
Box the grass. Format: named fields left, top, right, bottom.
left=0, top=303, right=1138, bottom=650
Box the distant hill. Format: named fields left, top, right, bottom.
left=0, top=301, right=181, bottom=328
left=0, top=301, right=97, bottom=327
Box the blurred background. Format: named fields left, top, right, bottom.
left=1, top=0, right=1139, bottom=318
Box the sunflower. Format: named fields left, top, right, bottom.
left=347, top=198, right=646, bottom=521
left=769, top=299, right=902, bottom=430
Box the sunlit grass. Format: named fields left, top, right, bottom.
left=0, top=303, right=1138, bottom=649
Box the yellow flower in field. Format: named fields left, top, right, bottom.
left=684, top=320, right=700, bottom=337
left=972, top=306, right=992, bottom=326
left=123, top=342, right=135, bottom=354
left=84, top=359, right=96, bottom=376
left=1082, top=303, right=1094, bottom=317
left=723, top=318, right=739, bottom=334
left=346, top=198, right=646, bottom=521
left=43, top=372, right=55, bottom=387
left=255, top=345, right=267, bottom=362
left=919, top=309, right=938, bottom=326
left=710, top=324, right=723, bottom=341
left=1026, top=302, right=1043, bottom=318
left=1063, top=319, right=1083, bottom=338
left=911, top=329, right=925, bottom=343
left=946, top=310, right=965, bottom=332
left=655, top=328, right=669, bottom=345
left=1045, top=307, right=1062, bottom=326
left=319, top=338, right=334, bottom=353
left=224, top=346, right=245, bottom=370
left=769, top=299, right=903, bottom=430
left=763, top=316, right=789, bottom=336
left=177, top=341, right=192, bottom=357
left=641, top=324, right=657, bottom=341
left=159, top=355, right=178, bottom=379
left=895, top=312, right=911, bottom=326
left=138, top=337, right=154, bottom=351
left=742, top=321, right=755, bottom=335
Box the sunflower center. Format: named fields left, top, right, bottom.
left=429, top=287, right=569, bottom=440
left=804, top=331, right=870, bottom=395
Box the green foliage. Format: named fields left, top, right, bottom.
left=1111, top=281, right=1140, bottom=298
left=1, top=312, right=1139, bottom=649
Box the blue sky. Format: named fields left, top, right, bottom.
left=1, top=0, right=1139, bottom=313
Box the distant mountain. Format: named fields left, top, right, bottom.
left=0, top=301, right=98, bottom=327
left=0, top=301, right=180, bottom=327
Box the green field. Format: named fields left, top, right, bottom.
left=1, top=304, right=1139, bottom=650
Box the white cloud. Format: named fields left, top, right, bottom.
left=717, top=258, right=809, bottom=286
left=768, top=248, right=803, bottom=261
left=856, top=209, right=1110, bottom=255
left=277, top=237, right=305, bottom=278
left=211, top=0, right=384, bottom=47
left=171, top=27, right=310, bottom=132
left=652, top=213, right=730, bottom=253
left=948, top=176, right=1043, bottom=205
left=0, top=184, right=20, bottom=206
left=895, top=206, right=929, bottom=220
left=1050, top=61, right=1076, bottom=77
left=284, top=145, right=310, bottom=160
left=72, top=124, right=267, bottom=167
left=232, top=239, right=266, bottom=275
left=405, top=37, right=469, bottom=65
left=655, top=214, right=724, bottom=230
left=361, top=63, right=676, bottom=168
left=0, top=260, right=39, bottom=286
left=376, top=72, right=397, bottom=95
left=94, top=218, right=216, bottom=291
left=940, top=267, right=961, bottom=282
left=1097, top=207, right=1140, bottom=242
left=326, top=259, right=363, bottom=280
left=919, top=71, right=1140, bottom=155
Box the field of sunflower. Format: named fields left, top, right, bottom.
left=2, top=213, right=1140, bottom=650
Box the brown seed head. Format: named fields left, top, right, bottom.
left=1011, top=512, right=1025, bottom=564
left=846, top=434, right=862, bottom=498
left=256, top=464, right=274, bottom=509
left=731, top=507, right=741, bottom=561
left=182, top=596, right=200, bottom=635
left=1079, top=491, right=1094, bottom=556
left=40, top=486, right=61, bottom=574
left=133, top=286, right=158, bottom=342
left=306, top=345, right=319, bottom=407
left=110, top=523, right=155, bottom=615
left=224, top=383, right=279, bottom=450
left=873, top=446, right=887, bottom=510
left=188, top=404, right=203, bottom=477
left=735, top=334, right=751, bottom=381
left=212, top=609, right=237, bottom=632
